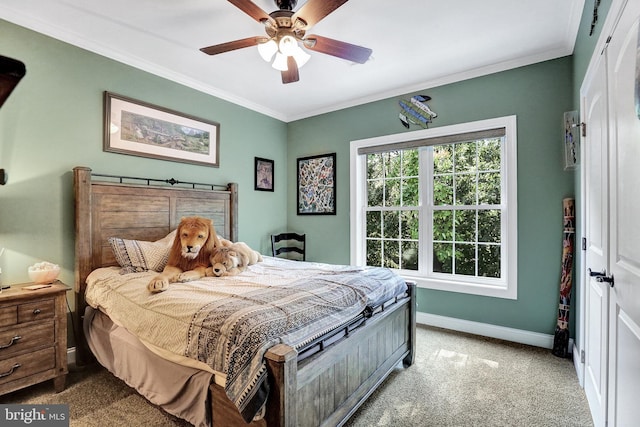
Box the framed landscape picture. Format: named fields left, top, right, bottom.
left=297, top=153, right=336, bottom=215
left=255, top=157, right=274, bottom=192
left=104, top=91, right=220, bottom=167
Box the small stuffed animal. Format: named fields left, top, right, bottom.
left=208, top=262, right=241, bottom=277
left=205, top=242, right=263, bottom=277
left=206, top=246, right=243, bottom=277
left=230, top=241, right=263, bottom=266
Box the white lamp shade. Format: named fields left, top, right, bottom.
left=258, top=39, right=278, bottom=62
left=292, top=46, right=311, bottom=68
left=272, top=52, right=289, bottom=71
left=278, top=35, right=298, bottom=56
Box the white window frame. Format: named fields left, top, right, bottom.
left=350, top=116, right=518, bottom=299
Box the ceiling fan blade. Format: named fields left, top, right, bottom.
left=281, top=56, right=299, bottom=84
left=228, top=0, right=275, bottom=25
left=292, top=0, right=349, bottom=28
left=304, top=35, right=372, bottom=64
left=200, top=36, right=263, bottom=55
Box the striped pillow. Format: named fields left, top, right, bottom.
left=108, top=230, right=176, bottom=274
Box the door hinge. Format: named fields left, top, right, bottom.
left=581, top=349, right=585, bottom=363
left=582, top=237, right=587, bottom=251
left=581, top=122, right=587, bottom=138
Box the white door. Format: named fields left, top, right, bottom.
left=581, top=50, right=610, bottom=427
left=606, top=0, right=640, bottom=425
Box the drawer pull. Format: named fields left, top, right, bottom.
left=0, top=363, right=21, bottom=378
left=0, top=335, right=21, bottom=349
left=33, top=308, right=41, bottom=315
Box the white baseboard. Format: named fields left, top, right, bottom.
left=573, top=342, right=584, bottom=387
left=417, top=312, right=574, bottom=353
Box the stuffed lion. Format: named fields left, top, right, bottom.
left=205, top=242, right=263, bottom=277
left=148, top=216, right=222, bottom=293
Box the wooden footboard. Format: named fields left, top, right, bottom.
left=211, top=282, right=416, bottom=427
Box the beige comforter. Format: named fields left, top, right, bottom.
left=85, top=256, right=406, bottom=422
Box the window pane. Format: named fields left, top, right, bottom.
left=478, top=139, right=501, bottom=171
left=478, top=244, right=501, bottom=278
left=455, top=243, right=476, bottom=276
left=367, top=211, right=381, bottom=238
left=454, top=142, right=476, bottom=173
left=434, top=145, right=453, bottom=174
left=383, top=211, right=399, bottom=239
left=401, top=241, right=419, bottom=270
left=367, top=153, right=383, bottom=178
left=478, top=172, right=500, bottom=205
left=455, top=174, right=476, bottom=205
left=433, top=210, right=453, bottom=241
left=385, top=151, right=401, bottom=178
left=402, top=149, right=419, bottom=176
left=455, top=210, right=476, bottom=242
left=478, top=210, right=501, bottom=243
left=433, top=242, right=453, bottom=273
left=385, top=178, right=400, bottom=206
left=402, top=177, right=419, bottom=206
left=383, top=240, right=399, bottom=269
left=433, top=175, right=453, bottom=205
left=401, top=210, right=419, bottom=239
left=367, top=179, right=383, bottom=206
left=366, top=239, right=382, bottom=267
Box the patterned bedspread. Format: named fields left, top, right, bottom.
left=85, top=256, right=406, bottom=422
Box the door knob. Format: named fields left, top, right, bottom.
left=588, top=268, right=614, bottom=287
left=596, top=274, right=615, bottom=287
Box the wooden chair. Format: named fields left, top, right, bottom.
left=271, top=233, right=306, bottom=261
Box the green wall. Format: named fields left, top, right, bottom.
left=0, top=19, right=288, bottom=291
left=287, top=58, right=575, bottom=334
left=1, top=0, right=608, bottom=339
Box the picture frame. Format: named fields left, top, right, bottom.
left=104, top=91, right=220, bottom=167
left=563, top=110, right=579, bottom=170
left=255, top=157, right=274, bottom=192
left=297, top=153, right=336, bottom=215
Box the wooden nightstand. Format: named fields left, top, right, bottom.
left=0, top=280, right=70, bottom=396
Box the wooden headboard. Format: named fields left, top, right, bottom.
left=73, top=166, right=237, bottom=362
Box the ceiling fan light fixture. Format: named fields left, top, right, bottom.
left=258, top=39, right=278, bottom=61
left=292, top=45, right=311, bottom=68
left=272, top=52, right=289, bottom=71
left=278, top=35, right=298, bottom=56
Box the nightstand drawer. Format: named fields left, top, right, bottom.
left=0, top=347, right=55, bottom=386
left=0, top=306, right=17, bottom=328
left=18, top=299, right=55, bottom=323
left=0, top=322, right=55, bottom=358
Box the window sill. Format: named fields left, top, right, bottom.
left=401, top=274, right=517, bottom=300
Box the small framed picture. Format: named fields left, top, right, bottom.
left=255, top=157, right=274, bottom=192
left=297, top=153, right=336, bottom=215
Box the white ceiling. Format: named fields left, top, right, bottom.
left=0, top=0, right=585, bottom=122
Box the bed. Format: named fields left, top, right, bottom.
left=73, top=166, right=416, bottom=427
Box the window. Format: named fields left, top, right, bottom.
left=350, top=116, right=517, bottom=299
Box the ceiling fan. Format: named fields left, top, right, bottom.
left=200, top=0, right=372, bottom=84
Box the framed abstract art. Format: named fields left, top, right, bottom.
left=297, top=153, right=336, bottom=215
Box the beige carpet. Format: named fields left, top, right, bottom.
left=2, top=325, right=593, bottom=427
